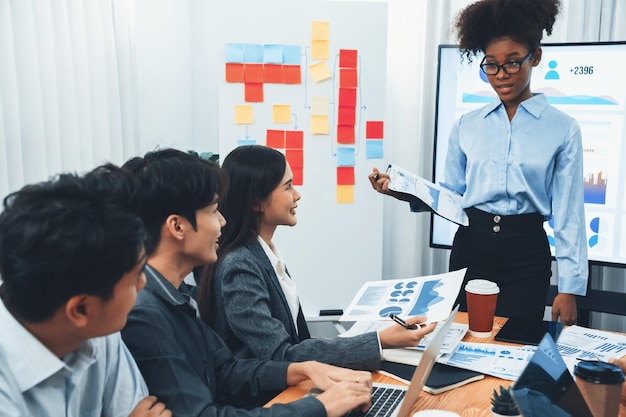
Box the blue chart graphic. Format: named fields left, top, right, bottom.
left=588, top=217, right=600, bottom=248
left=377, top=279, right=445, bottom=318
left=584, top=171, right=607, bottom=204
left=463, top=89, right=618, bottom=106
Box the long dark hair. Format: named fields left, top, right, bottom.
left=454, top=0, right=560, bottom=61
left=197, top=145, right=286, bottom=324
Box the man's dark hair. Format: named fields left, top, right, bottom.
left=0, top=168, right=146, bottom=322
left=454, top=0, right=560, bottom=61
left=122, top=148, right=228, bottom=256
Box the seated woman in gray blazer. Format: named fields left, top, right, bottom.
left=197, top=145, right=436, bottom=371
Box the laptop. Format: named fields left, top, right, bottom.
left=511, top=333, right=593, bottom=417
left=343, top=305, right=460, bottom=417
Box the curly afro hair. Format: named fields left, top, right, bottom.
left=453, top=0, right=560, bottom=61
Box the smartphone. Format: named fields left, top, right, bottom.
left=494, top=317, right=565, bottom=345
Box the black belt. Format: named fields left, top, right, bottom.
left=465, top=207, right=544, bottom=235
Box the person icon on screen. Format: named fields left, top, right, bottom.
left=545, top=60, right=560, bottom=80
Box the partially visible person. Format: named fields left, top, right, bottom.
left=197, top=145, right=435, bottom=371
left=370, top=0, right=586, bottom=324
left=0, top=168, right=170, bottom=416
left=121, top=148, right=372, bottom=417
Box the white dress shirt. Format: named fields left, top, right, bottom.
left=257, top=236, right=300, bottom=333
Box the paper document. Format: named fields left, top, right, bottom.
left=555, top=325, right=626, bottom=373
left=437, top=342, right=536, bottom=381
left=339, top=269, right=466, bottom=323
left=341, top=320, right=467, bottom=355
left=386, top=164, right=468, bottom=226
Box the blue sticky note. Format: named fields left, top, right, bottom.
left=283, top=45, right=301, bottom=64
left=264, top=44, right=283, bottom=64
left=224, top=43, right=245, bottom=63
left=244, top=44, right=264, bottom=63
left=337, top=147, right=356, bottom=167
left=366, top=140, right=384, bottom=159
left=237, top=139, right=257, bottom=147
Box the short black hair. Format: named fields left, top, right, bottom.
left=122, top=148, right=228, bottom=256
left=454, top=0, right=561, bottom=61
left=0, top=168, right=146, bottom=322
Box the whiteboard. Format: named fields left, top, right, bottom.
left=216, top=0, right=388, bottom=316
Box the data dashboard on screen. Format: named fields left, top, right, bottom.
left=431, top=42, right=626, bottom=266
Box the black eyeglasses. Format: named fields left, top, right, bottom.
left=480, top=51, right=534, bottom=75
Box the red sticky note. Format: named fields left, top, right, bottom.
left=286, top=130, right=304, bottom=149
left=263, top=64, right=283, bottom=83
left=339, top=49, right=358, bottom=68
left=338, top=106, right=356, bottom=126
left=225, top=63, right=245, bottom=83
left=244, top=63, right=264, bottom=83
left=338, top=88, right=357, bottom=107
left=266, top=130, right=285, bottom=148
left=291, top=167, right=303, bottom=186
left=244, top=83, right=263, bottom=102
left=340, top=68, right=358, bottom=88
left=337, top=166, right=355, bottom=185
left=286, top=149, right=304, bottom=168
left=366, top=121, right=384, bottom=139
left=337, top=125, right=355, bottom=144
left=283, top=65, right=301, bottom=84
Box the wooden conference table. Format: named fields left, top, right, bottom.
left=266, top=312, right=626, bottom=417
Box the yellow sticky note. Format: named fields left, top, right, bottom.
left=311, top=21, right=330, bottom=41
left=273, top=104, right=291, bottom=124
left=310, top=97, right=329, bottom=116
left=311, top=40, right=329, bottom=61
left=336, top=185, right=354, bottom=204
left=308, top=61, right=332, bottom=83
left=310, top=115, right=329, bottom=135
left=234, top=105, right=254, bottom=124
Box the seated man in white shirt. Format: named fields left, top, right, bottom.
left=0, top=166, right=170, bottom=417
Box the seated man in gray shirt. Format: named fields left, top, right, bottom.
left=121, top=148, right=372, bottom=417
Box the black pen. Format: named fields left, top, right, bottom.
left=389, top=313, right=419, bottom=330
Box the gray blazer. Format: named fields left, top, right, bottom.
left=211, top=239, right=382, bottom=371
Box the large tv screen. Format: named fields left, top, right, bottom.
left=431, top=42, right=626, bottom=267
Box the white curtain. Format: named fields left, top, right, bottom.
left=0, top=0, right=138, bottom=201
left=384, top=0, right=626, bottom=330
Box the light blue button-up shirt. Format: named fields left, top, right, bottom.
left=441, top=93, right=588, bottom=296
left=0, top=299, right=148, bottom=417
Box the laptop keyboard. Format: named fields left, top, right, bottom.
left=346, top=385, right=407, bottom=417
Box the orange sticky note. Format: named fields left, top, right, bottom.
left=244, top=83, right=263, bottom=102
left=244, top=63, right=264, bottom=83
left=337, top=167, right=355, bottom=185
left=286, top=131, right=304, bottom=149
left=336, top=185, right=354, bottom=203
left=283, top=65, right=301, bottom=84
left=291, top=167, right=303, bottom=186
left=266, top=130, right=285, bottom=148
left=340, top=68, right=358, bottom=88
left=225, top=63, right=245, bottom=83
left=338, top=88, right=357, bottom=107
left=286, top=149, right=304, bottom=168
left=337, top=125, right=355, bottom=144
left=264, top=64, right=283, bottom=83
left=366, top=121, right=384, bottom=139
left=338, top=106, right=356, bottom=126
left=339, top=49, right=358, bottom=68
